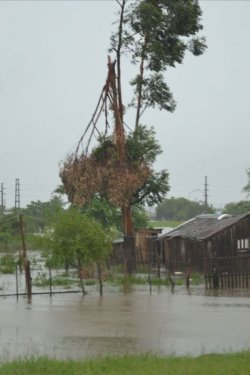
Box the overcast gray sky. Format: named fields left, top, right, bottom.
left=0, top=0, right=249, bottom=209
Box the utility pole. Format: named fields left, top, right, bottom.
left=19, top=213, right=32, bottom=299
left=0, top=183, right=5, bottom=214
left=15, top=178, right=21, bottom=210
left=204, top=176, right=208, bottom=208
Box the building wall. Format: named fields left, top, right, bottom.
left=135, top=229, right=161, bottom=264
left=162, top=216, right=250, bottom=273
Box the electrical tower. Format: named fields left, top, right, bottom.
left=15, top=178, right=21, bottom=210
left=204, top=176, right=208, bottom=207
left=0, top=183, right=5, bottom=214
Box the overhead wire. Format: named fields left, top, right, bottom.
left=0, top=214, right=19, bottom=225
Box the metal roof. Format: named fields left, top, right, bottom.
left=158, top=213, right=250, bottom=241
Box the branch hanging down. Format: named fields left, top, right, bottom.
left=75, top=59, right=117, bottom=157
left=60, top=57, right=151, bottom=209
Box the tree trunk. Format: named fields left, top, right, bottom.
left=107, top=57, right=136, bottom=275
left=77, top=256, right=86, bottom=296
left=123, top=206, right=135, bottom=275
left=97, top=262, right=103, bottom=296
left=186, top=258, right=192, bottom=288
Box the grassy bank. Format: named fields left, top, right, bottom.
left=148, top=220, right=182, bottom=228
left=1, top=352, right=250, bottom=375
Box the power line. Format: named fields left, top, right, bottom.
left=204, top=176, right=208, bottom=207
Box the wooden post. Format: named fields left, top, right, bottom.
left=168, top=269, right=175, bottom=292
left=205, top=275, right=208, bottom=289
left=97, top=262, right=103, bottom=296
left=49, top=266, right=52, bottom=296
left=221, top=272, right=224, bottom=289
left=148, top=245, right=152, bottom=294
left=19, top=214, right=32, bottom=299
left=246, top=259, right=249, bottom=288
left=15, top=265, right=19, bottom=299
left=186, top=258, right=191, bottom=288
left=123, top=234, right=135, bottom=275
left=157, top=249, right=161, bottom=279
left=25, top=260, right=32, bottom=298
left=18, top=248, right=22, bottom=274
left=77, top=257, right=86, bottom=296
left=148, top=274, right=152, bottom=294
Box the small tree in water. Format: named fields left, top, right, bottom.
left=48, top=208, right=112, bottom=295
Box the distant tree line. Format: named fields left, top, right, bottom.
left=155, top=197, right=215, bottom=221
left=0, top=193, right=150, bottom=252
left=223, top=201, right=250, bottom=215
left=221, top=168, right=250, bottom=215
left=1, top=166, right=250, bottom=253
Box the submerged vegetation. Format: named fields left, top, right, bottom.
left=0, top=254, right=17, bottom=274
left=0, top=250, right=204, bottom=293
left=31, top=266, right=204, bottom=291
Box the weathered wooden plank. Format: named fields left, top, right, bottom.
left=204, top=254, right=250, bottom=289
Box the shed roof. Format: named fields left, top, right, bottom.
left=158, top=213, right=250, bottom=241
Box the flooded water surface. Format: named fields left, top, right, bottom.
left=1, top=286, right=250, bottom=360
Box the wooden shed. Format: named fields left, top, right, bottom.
left=135, top=228, right=162, bottom=265
left=156, top=213, right=250, bottom=273
left=111, top=228, right=163, bottom=268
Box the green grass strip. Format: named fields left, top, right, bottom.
left=1, top=352, right=250, bottom=375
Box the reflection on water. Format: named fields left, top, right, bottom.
left=204, top=287, right=250, bottom=298
left=0, top=286, right=250, bottom=360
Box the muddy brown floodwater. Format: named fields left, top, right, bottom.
left=1, top=286, right=250, bottom=360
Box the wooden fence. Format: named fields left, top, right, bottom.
left=204, top=255, right=250, bottom=289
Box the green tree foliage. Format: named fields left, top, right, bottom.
left=0, top=213, right=19, bottom=251
left=81, top=196, right=149, bottom=232
left=42, top=208, right=112, bottom=268
left=131, top=204, right=149, bottom=229
left=110, top=0, right=206, bottom=127
left=155, top=197, right=215, bottom=221
left=125, top=125, right=170, bottom=207
left=22, top=196, right=64, bottom=233
left=55, top=183, right=150, bottom=232
left=223, top=201, right=250, bottom=215
left=126, top=125, right=170, bottom=207
left=242, top=168, right=250, bottom=198
left=81, top=196, right=121, bottom=230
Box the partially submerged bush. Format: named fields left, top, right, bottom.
left=0, top=253, right=17, bottom=274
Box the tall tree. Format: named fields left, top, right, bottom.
left=60, top=0, right=206, bottom=272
